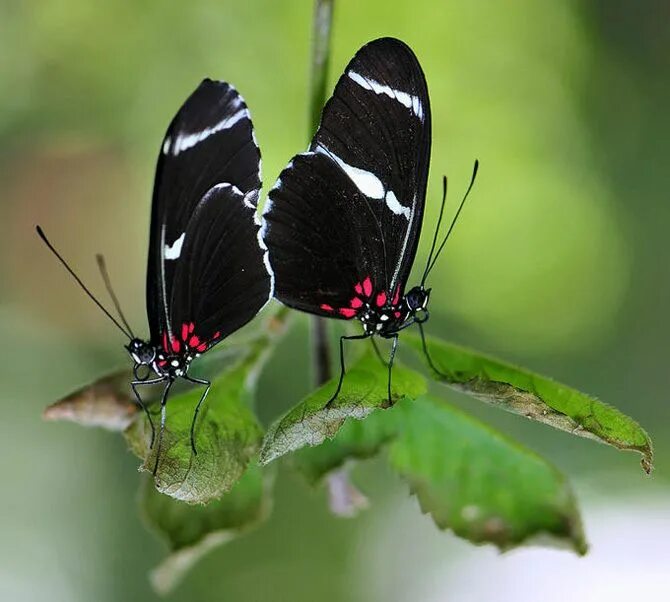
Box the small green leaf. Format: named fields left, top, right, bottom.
left=293, top=405, right=398, bottom=484
left=405, top=332, right=653, bottom=473
left=260, top=349, right=427, bottom=465
left=141, top=462, right=273, bottom=595
left=124, top=342, right=268, bottom=504
left=390, top=396, right=587, bottom=553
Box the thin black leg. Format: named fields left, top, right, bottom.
left=131, top=376, right=166, bottom=448
left=183, top=375, right=211, bottom=456
left=418, top=321, right=444, bottom=376
left=386, top=334, right=399, bottom=407
left=370, top=337, right=388, bottom=367
left=325, top=333, right=370, bottom=408
left=152, top=379, right=174, bottom=476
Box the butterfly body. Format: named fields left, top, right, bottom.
left=128, top=80, right=272, bottom=465
left=264, top=37, right=476, bottom=405
left=319, top=277, right=430, bottom=337
left=127, top=320, right=216, bottom=380
left=40, top=79, right=272, bottom=472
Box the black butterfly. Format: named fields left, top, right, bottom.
left=262, top=37, right=477, bottom=405
left=38, top=79, right=273, bottom=471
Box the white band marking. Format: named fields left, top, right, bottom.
left=164, top=232, right=185, bottom=260
left=315, top=146, right=410, bottom=219
left=170, top=108, right=248, bottom=155
left=347, top=71, right=423, bottom=120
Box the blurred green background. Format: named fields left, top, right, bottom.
left=1, top=0, right=668, bottom=600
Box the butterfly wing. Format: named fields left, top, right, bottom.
left=263, top=37, right=431, bottom=318
left=146, top=79, right=268, bottom=345
left=164, top=184, right=271, bottom=354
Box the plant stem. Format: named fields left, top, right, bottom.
left=309, top=0, right=335, bottom=136
left=306, top=0, right=369, bottom=517
left=308, top=0, right=335, bottom=385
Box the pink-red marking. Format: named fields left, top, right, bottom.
left=318, top=277, right=405, bottom=322
left=362, top=276, right=373, bottom=297
left=158, top=321, right=222, bottom=360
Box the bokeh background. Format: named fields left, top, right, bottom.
left=1, top=0, right=669, bottom=600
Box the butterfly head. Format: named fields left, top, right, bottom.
left=405, top=285, right=430, bottom=323
left=126, top=338, right=156, bottom=367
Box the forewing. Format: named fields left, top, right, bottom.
left=167, top=184, right=271, bottom=352
left=264, top=37, right=431, bottom=317
left=146, top=79, right=261, bottom=341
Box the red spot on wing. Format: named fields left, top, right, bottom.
left=158, top=360, right=167, bottom=367
left=181, top=323, right=188, bottom=341
left=376, top=291, right=387, bottom=307
left=196, top=343, right=207, bottom=352
left=392, top=286, right=401, bottom=306
left=162, top=331, right=169, bottom=353
left=189, top=322, right=195, bottom=333
left=350, top=297, right=363, bottom=308
left=339, top=308, right=357, bottom=318
left=189, top=335, right=200, bottom=348
left=171, top=337, right=180, bottom=353
left=354, top=282, right=363, bottom=295
left=394, top=311, right=402, bottom=319
left=213, top=331, right=221, bottom=339
left=362, top=277, right=373, bottom=297
left=320, top=304, right=334, bottom=312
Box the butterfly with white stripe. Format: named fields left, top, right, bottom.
left=262, top=37, right=477, bottom=407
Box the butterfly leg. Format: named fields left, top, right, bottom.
left=183, top=375, right=212, bottom=456
left=131, top=376, right=167, bottom=449
left=326, top=333, right=370, bottom=408
left=386, top=334, right=399, bottom=407
left=152, top=378, right=174, bottom=476
left=418, top=321, right=446, bottom=377
left=371, top=337, right=389, bottom=367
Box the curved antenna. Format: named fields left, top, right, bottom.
left=36, top=226, right=133, bottom=340
left=96, top=253, right=135, bottom=339
left=422, top=159, right=479, bottom=283
left=421, top=175, right=448, bottom=286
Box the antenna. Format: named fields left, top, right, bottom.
left=96, top=253, right=135, bottom=339
left=421, top=175, right=448, bottom=285
left=35, top=226, right=133, bottom=340
left=422, top=159, right=479, bottom=284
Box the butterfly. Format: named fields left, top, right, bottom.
left=38, top=79, right=273, bottom=472
left=262, top=37, right=477, bottom=405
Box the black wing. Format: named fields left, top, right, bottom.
left=263, top=37, right=431, bottom=318
left=146, top=79, right=269, bottom=346
left=165, top=184, right=272, bottom=353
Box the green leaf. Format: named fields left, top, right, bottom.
left=296, top=395, right=587, bottom=553
left=141, top=462, right=273, bottom=595
left=124, top=340, right=268, bottom=504
left=391, top=396, right=587, bottom=553
left=405, top=332, right=653, bottom=473
left=260, top=349, right=427, bottom=465
left=292, top=405, right=398, bottom=484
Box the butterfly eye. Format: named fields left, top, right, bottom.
left=138, top=344, right=156, bottom=365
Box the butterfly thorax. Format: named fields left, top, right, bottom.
left=125, top=338, right=188, bottom=379
left=360, top=304, right=407, bottom=336
left=319, top=277, right=430, bottom=337
left=126, top=321, right=220, bottom=380
left=360, top=284, right=430, bottom=337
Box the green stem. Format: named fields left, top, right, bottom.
left=308, top=0, right=335, bottom=136
left=308, top=0, right=335, bottom=385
